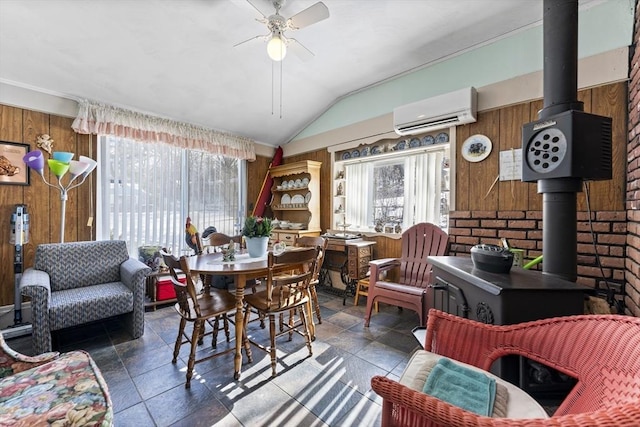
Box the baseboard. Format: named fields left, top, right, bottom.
left=1, top=323, right=32, bottom=339
left=0, top=302, right=32, bottom=333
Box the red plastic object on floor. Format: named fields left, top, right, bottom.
left=156, top=277, right=185, bottom=301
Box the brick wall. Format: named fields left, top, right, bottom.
left=450, top=210, right=628, bottom=306
left=625, top=0, right=640, bottom=317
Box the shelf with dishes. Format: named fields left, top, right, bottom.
left=268, top=160, right=322, bottom=239
left=335, top=131, right=450, bottom=162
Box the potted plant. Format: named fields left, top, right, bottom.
left=242, top=216, right=272, bottom=257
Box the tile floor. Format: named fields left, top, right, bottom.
left=7, top=290, right=423, bottom=427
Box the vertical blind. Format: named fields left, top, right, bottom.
left=344, top=148, right=446, bottom=231
left=97, top=135, right=242, bottom=256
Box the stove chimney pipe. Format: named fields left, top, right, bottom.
left=538, top=0, right=581, bottom=281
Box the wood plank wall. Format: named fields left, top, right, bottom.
left=0, top=82, right=627, bottom=308
left=455, top=83, right=627, bottom=212
left=0, top=105, right=96, bottom=307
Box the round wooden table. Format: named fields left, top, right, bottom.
left=185, top=250, right=314, bottom=379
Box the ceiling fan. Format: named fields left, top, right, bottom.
left=235, top=0, right=330, bottom=61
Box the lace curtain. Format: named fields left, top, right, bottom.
left=72, top=99, right=256, bottom=161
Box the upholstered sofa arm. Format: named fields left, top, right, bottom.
left=120, top=258, right=151, bottom=340
left=120, top=257, right=151, bottom=292
left=19, top=268, right=51, bottom=301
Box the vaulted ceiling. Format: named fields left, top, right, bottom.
left=0, top=0, right=600, bottom=146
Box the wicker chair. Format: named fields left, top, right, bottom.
left=365, top=223, right=449, bottom=327
left=371, top=309, right=640, bottom=426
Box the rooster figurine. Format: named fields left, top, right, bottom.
left=185, top=217, right=198, bottom=254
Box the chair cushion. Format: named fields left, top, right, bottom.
left=400, top=350, right=549, bottom=419
left=49, top=282, right=134, bottom=330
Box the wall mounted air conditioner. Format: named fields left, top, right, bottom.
left=393, top=87, right=477, bottom=136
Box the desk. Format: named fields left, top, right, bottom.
left=322, top=236, right=375, bottom=303
left=185, top=251, right=312, bottom=379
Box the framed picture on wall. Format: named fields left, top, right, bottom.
left=0, top=141, right=30, bottom=186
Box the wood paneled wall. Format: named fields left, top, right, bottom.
left=0, top=82, right=627, bottom=309
left=456, top=83, right=627, bottom=212
left=0, top=105, right=96, bottom=306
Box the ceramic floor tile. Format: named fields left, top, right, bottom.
left=113, top=403, right=156, bottom=427
left=5, top=290, right=434, bottom=427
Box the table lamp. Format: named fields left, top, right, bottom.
left=23, top=150, right=97, bottom=243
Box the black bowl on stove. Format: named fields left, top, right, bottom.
left=470, top=244, right=514, bottom=273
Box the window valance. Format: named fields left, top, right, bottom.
left=71, top=99, right=256, bottom=161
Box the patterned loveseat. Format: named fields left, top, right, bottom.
left=20, top=240, right=151, bottom=354
left=0, top=330, right=113, bottom=426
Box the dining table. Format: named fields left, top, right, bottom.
left=185, top=249, right=315, bottom=380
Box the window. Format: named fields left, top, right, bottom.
left=97, top=136, right=244, bottom=256
left=341, top=144, right=449, bottom=232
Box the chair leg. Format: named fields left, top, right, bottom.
left=223, top=315, right=230, bottom=342
left=242, top=307, right=253, bottom=363
left=299, top=305, right=313, bottom=356
left=364, top=292, right=375, bottom=327
left=186, top=320, right=202, bottom=388
left=268, top=314, right=277, bottom=377
left=173, top=317, right=187, bottom=363
left=310, top=284, right=322, bottom=324
left=212, top=317, right=219, bottom=348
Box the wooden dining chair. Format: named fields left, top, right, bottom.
left=160, top=250, right=249, bottom=388
left=242, top=247, right=318, bottom=376
left=295, top=237, right=327, bottom=315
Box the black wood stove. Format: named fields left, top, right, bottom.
left=427, top=255, right=591, bottom=396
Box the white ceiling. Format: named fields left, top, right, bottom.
left=0, top=0, right=598, bottom=147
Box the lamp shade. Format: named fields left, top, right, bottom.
left=23, top=150, right=45, bottom=173
left=267, top=34, right=287, bottom=61
left=78, top=155, right=97, bottom=177
left=52, top=151, right=74, bottom=163
left=68, top=160, right=90, bottom=176
left=47, top=159, right=70, bottom=177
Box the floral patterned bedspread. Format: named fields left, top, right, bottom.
left=0, top=350, right=113, bottom=426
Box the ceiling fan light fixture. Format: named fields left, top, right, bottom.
left=267, top=34, right=287, bottom=61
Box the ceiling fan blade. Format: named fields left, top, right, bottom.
left=245, top=0, right=271, bottom=19
left=234, top=32, right=270, bottom=48
left=288, top=2, right=329, bottom=30
left=287, top=38, right=315, bottom=62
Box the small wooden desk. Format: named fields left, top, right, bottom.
left=321, top=235, right=376, bottom=303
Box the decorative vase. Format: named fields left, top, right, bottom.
left=245, top=236, right=269, bottom=258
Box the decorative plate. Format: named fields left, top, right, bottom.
left=342, top=151, right=351, bottom=160
left=435, top=132, right=450, bottom=143
left=351, top=149, right=360, bottom=158
left=305, top=191, right=312, bottom=203
left=409, top=138, right=421, bottom=148
left=302, top=177, right=309, bottom=186
left=287, top=180, right=295, bottom=188
left=421, top=135, right=435, bottom=145
left=291, top=194, right=305, bottom=204
left=360, top=147, right=370, bottom=157
left=294, top=178, right=302, bottom=188
left=281, top=194, right=291, bottom=205
left=395, top=140, right=406, bottom=150
left=461, top=134, right=492, bottom=162
left=371, top=145, right=382, bottom=154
